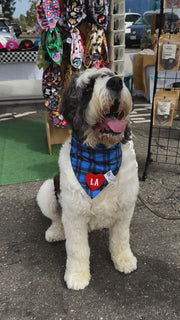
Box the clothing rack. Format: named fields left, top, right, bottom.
left=38, top=0, right=125, bottom=154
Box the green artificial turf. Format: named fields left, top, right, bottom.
left=0, top=120, right=61, bottom=186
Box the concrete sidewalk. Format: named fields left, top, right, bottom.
left=0, top=98, right=180, bottom=320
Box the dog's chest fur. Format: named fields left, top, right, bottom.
left=59, top=139, right=139, bottom=231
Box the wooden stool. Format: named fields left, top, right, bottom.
left=45, top=111, right=71, bottom=155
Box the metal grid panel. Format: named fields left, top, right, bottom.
left=143, top=0, right=180, bottom=179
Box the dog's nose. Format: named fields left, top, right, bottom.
left=106, top=77, right=123, bottom=91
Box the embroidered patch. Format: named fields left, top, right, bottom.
left=85, top=173, right=105, bottom=191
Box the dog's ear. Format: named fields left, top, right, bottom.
left=61, top=73, right=80, bottom=127
left=121, top=123, right=132, bottom=144
left=61, top=72, right=89, bottom=139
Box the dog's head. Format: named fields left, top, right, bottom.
left=61, top=68, right=132, bottom=148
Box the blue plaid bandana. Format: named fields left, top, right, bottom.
left=70, top=133, right=122, bottom=199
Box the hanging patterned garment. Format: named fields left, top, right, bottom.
left=85, top=0, right=110, bottom=30
left=36, top=0, right=62, bottom=32
left=65, top=0, right=86, bottom=29
left=70, top=28, right=85, bottom=69
left=83, top=24, right=109, bottom=68
left=41, top=27, right=63, bottom=65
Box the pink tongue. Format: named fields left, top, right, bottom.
left=105, top=117, right=126, bottom=133
left=94, top=117, right=126, bottom=133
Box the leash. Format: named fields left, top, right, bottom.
left=138, top=194, right=180, bottom=220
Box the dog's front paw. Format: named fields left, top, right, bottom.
left=64, top=271, right=91, bottom=290
left=45, top=224, right=65, bottom=242
left=113, top=251, right=137, bottom=274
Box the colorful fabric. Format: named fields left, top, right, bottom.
left=65, top=0, right=86, bottom=29
left=41, top=31, right=52, bottom=66
left=70, top=28, right=85, bottom=69
left=19, top=39, right=35, bottom=51
left=36, top=0, right=49, bottom=31
left=34, top=38, right=40, bottom=47
left=46, top=27, right=63, bottom=64
left=70, top=133, right=122, bottom=198
left=41, top=27, right=63, bottom=65
left=45, top=95, right=68, bottom=128
left=83, top=24, right=109, bottom=68
left=42, top=64, right=62, bottom=98
left=5, top=40, right=19, bottom=51
left=42, top=63, right=67, bottom=128
left=85, top=0, right=110, bottom=30
left=58, top=11, right=70, bottom=31
left=36, top=0, right=61, bottom=32
left=42, top=0, right=61, bottom=32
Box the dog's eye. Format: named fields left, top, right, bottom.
left=85, top=79, right=95, bottom=92
left=100, top=74, right=107, bottom=78
left=85, top=86, right=93, bottom=92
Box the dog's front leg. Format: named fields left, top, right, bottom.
left=109, top=208, right=137, bottom=274
left=62, top=214, right=91, bottom=290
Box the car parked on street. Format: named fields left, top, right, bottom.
left=0, top=20, right=9, bottom=33
left=0, top=30, right=17, bottom=48
left=125, top=10, right=179, bottom=47
left=125, top=12, right=141, bottom=30
left=0, top=18, right=14, bottom=34
left=11, top=23, right=22, bottom=37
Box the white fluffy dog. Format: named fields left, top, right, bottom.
left=37, top=68, right=139, bottom=290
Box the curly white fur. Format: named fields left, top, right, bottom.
left=37, top=68, right=139, bottom=290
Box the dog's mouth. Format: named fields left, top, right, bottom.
left=93, top=99, right=125, bottom=134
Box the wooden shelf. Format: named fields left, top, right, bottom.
left=45, top=111, right=71, bottom=155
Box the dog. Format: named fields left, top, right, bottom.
left=37, top=67, right=139, bottom=290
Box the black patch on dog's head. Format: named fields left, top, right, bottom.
left=61, top=72, right=95, bottom=140
left=121, top=123, right=132, bottom=144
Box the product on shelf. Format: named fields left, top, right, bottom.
left=164, top=0, right=180, bottom=8
left=158, top=33, right=180, bottom=72
left=153, top=89, right=179, bottom=126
